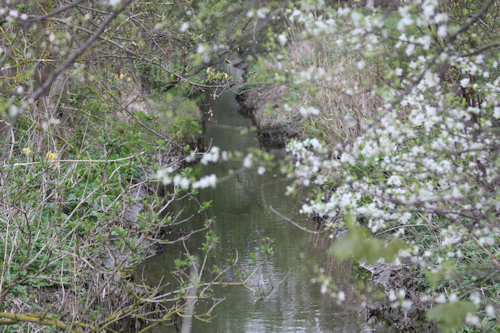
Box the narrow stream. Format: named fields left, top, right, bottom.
left=141, top=61, right=386, bottom=332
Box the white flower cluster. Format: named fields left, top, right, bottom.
left=440, top=226, right=464, bottom=247
left=200, top=146, right=220, bottom=165
left=294, top=66, right=331, bottom=84
left=388, top=289, right=413, bottom=309
left=180, top=22, right=189, bottom=33
left=243, top=153, right=253, bottom=168
left=173, top=174, right=190, bottom=189
left=278, top=34, right=287, bottom=45
left=281, top=1, right=500, bottom=324
left=156, top=167, right=217, bottom=190
left=299, top=106, right=320, bottom=118
left=191, top=174, right=217, bottom=189
left=156, top=167, right=175, bottom=185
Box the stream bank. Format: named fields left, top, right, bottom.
left=236, top=90, right=297, bottom=152
left=0, top=82, right=206, bottom=332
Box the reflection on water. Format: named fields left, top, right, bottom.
left=141, top=60, right=387, bottom=332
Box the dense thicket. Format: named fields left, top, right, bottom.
left=0, top=1, right=274, bottom=331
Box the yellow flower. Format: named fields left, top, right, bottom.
left=46, top=152, right=56, bottom=160
left=275, top=73, right=278, bottom=76
left=127, top=77, right=131, bottom=82
left=285, top=69, right=288, bottom=73
left=119, top=73, right=124, bottom=79
left=53, top=162, right=60, bottom=170
left=23, top=147, right=31, bottom=155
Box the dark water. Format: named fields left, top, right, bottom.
left=141, top=61, right=386, bottom=333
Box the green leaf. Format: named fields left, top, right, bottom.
left=426, top=301, right=477, bottom=332
left=329, top=227, right=406, bottom=264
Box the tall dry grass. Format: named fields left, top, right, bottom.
left=249, top=34, right=386, bottom=145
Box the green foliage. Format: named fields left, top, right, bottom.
left=283, top=86, right=301, bottom=105
left=201, top=230, right=219, bottom=251
left=198, top=200, right=212, bottom=213
left=260, top=237, right=275, bottom=257
left=426, top=301, right=477, bottom=333
left=205, top=67, right=232, bottom=83
left=327, top=213, right=406, bottom=264
left=168, top=117, right=202, bottom=146
left=174, top=255, right=195, bottom=272
left=330, top=228, right=406, bottom=264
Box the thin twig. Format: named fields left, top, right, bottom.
left=269, top=206, right=329, bottom=234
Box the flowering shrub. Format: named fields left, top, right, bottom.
left=245, top=0, right=500, bottom=331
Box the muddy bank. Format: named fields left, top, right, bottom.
left=1, top=131, right=201, bottom=332
left=236, top=89, right=298, bottom=150
left=361, top=259, right=438, bottom=332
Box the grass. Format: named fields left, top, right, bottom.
left=244, top=34, right=385, bottom=145
left=0, top=61, right=208, bottom=331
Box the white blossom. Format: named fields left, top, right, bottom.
left=435, top=293, right=446, bottom=303
left=173, top=174, right=190, bottom=189
left=437, top=25, right=447, bottom=38
left=191, top=174, right=217, bottom=189
left=388, top=289, right=397, bottom=301
left=197, top=44, right=206, bottom=54
left=460, top=78, right=470, bottom=87
left=402, top=300, right=413, bottom=309
left=243, top=153, right=253, bottom=168
left=200, top=147, right=220, bottom=165
left=299, top=106, right=320, bottom=117
left=278, top=34, right=288, bottom=45
left=185, top=151, right=196, bottom=162
left=470, top=292, right=481, bottom=305
left=465, top=313, right=479, bottom=326
left=434, top=13, right=448, bottom=24
left=156, top=168, right=173, bottom=185
left=405, top=43, right=415, bottom=56
left=180, top=22, right=189, bottom=33
left=256, top=7, right=270, bottom=19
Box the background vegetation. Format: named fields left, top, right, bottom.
left=2, top=0, right=500, bottom=332
left=0, top=0, right=277, bottom=331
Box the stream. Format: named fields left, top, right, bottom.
left=140, top=61, right=387, bottom=332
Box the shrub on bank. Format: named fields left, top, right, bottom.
left=243, top=1, right=500, bottom=331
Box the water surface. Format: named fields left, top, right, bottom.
left=142, top=61, right=386, bottom=333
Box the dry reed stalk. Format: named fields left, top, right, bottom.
left=252, top=34, right=386, bottom=145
